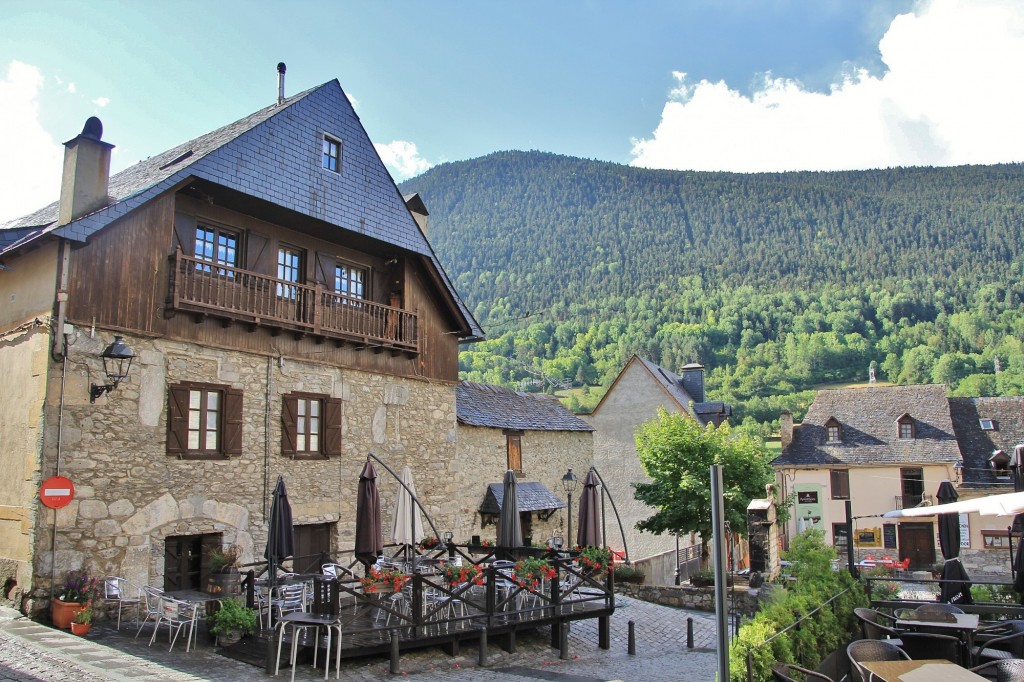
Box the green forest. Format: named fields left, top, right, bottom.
left=399, top=151, right=1024, bottom=428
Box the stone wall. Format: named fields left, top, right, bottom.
left=455, top=424, right=591, bottom=545
left=33, top=331, right=460, bottom=610
left=616, top=582, right=759, bottom=615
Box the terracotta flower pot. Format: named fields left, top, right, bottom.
left=70, top=621, right=91, bottom=636
left=51, top=598, right=85, bottom=630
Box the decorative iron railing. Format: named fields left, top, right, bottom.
left=169, top=249, right=418, bottom=352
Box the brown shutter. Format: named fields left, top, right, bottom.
left=167, top=385, right=190, bottom=455
left=507, top=434, right=522, bottom=474
left=246, top=232, right=272, bottom=273
left=222, top=388, right=243, bottom=456
left=323, top=398, right=343, bottom=456
left=314, top=251, right=335, bottom=289
left=281, top=395, right=298, bottom=456
left=172, top=213, right=196, bottom=256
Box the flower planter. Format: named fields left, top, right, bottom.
left=70, top=621, right=91, bottom=636
left=216, top=629, right=243, bottom=647
left=51, top=598, right=85, bottom=630
left=206, top=570, right=241, bottom=596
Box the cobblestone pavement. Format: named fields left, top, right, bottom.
left=0, top=598, right=722, bottom=681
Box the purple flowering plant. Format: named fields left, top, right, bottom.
left=58, top=569, right=100, bottom=603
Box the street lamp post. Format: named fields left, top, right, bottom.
left=562, top=468, right=579, bottom=547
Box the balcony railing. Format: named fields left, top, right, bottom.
left=169, top=249, right=418, bottom=353
left=894, top=493, right=932, bottom=510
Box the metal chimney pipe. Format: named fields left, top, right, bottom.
left=277, top=62, right=287, bottom=105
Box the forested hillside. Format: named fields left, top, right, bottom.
left=400, top=152, right=1024, bottom=426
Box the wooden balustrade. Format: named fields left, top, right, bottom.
left=169, top=250, right=418, bottom=352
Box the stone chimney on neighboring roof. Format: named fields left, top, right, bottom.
left=780, top=410, right=794, bottom=449
left=58, top=117, right=114, bottom=226
left=679, top=362, right=705, bottom=403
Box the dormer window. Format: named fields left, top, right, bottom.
left=897, top=413, right=915, bottom=440
left=824, top=417, right=842, bottom=443
left=980, top=419, right=997, bottom=431
left=322, top=135, right=341, bottom=172
left=991, top=449, right=1010, bottom=478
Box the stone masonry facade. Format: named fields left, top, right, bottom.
left=31, top=331, right=460, bottom=613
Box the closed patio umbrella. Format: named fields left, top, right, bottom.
left=497, top=469, right=522, bottom=552
left=355, top=460, right=384, bottom=568
left=936, top=480, right=972, bottom=604
left=265, top=476, right=295, bottom=582
left=391, top=465, right=424, bottom=565
left=577, top=468, right=602, bottom=548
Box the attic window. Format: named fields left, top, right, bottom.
left=897, top=414, right=915, bottom=440
left=825, top=417, right=842, bottom=444
left=980, top=419, right=997, bottom=431
left=322, top=135, right=341, bottom=173
left=991, top=449, right=1010, bottom=477
left=158, top=149, right=194, bottom=170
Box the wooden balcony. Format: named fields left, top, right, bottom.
left=169, top=250, right=419, bottom=353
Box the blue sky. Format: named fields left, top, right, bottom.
left=2, top=0, right=1023, bottom=223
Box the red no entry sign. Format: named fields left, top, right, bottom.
left=40, top=476, right=75, bottom=509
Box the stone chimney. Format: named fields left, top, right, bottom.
left=403, top=193, right=429, bottom=237
left=780, top=410, right=794, bottom=449
left=58, top=117, right=113, bottom=226
left=679, top=363, right=705, bottom=403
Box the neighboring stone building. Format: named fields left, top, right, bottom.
left=0, top=74, right=484, bottom=614
left=455, top=382, right=593, bottom=545
left=585, top=356, right=731, bottom=562
left=773, top=384, right=1024, bottom=575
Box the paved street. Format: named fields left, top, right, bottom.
left=0, top=597, right=721, bottom=681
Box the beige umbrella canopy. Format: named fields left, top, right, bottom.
left=883, top=489, right=1024, bottom=518
left=391, top=465, right=425, bottom=548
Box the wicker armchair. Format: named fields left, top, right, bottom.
left=847, top=640, right=909, bottom=682
left=973, top=620, right=1024, bottom=664
left=771, top=663, right=835, bottom=682
left=971, top=659, right=1024, bottom=682
left=898, top=631, right=964, bottom=665
left=854, top=607, right=903, bottom=645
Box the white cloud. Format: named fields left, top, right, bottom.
left=630, top=0, right=1024, bottom=172
left=0, top=61, right=63, bottom=224
left=374, top=140, right=432, bottom=180
left=92, top=96, right=110, bottom=107
left=67, top=82, right=76, bottom=94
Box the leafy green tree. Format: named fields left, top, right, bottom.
left=633, top=410, right=774, bottom=558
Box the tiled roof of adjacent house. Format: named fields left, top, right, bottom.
left=479, top=481, right=567, bottom=514
left=0, top=80, right=482, bottom=339
left=456, top=382, right=594, bottom=432
left=772, top=384, right=961, bottom=467
left=949, top=396, right=1024, bottom=488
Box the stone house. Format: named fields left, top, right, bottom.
left=773, top=384, right=1024, bottom=575
left=585, top=356, right=731, bottom=565
left=0, top=74, right=484, bottom=614
left=455, top=382, right=592, bottom=545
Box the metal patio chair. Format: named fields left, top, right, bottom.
left=103, top=576, right=141, bottom=631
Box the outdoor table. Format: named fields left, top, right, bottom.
left=861, top=659, right=987, bottom=681
left=896, top=613, right=980, bottom=666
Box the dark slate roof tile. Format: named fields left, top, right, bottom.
left=456, top=382, right=593, bottom=432
left=772, top=384, right=961, bottom=467
left=949, top=396, right=1024, bottom=486
left=479, top=482, right=567, bottom=514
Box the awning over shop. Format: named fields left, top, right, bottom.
left=480, top=481, right=566, bottom=519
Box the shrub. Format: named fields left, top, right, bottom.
left=209, top=598, right=257, bottom=637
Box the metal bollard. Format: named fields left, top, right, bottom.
left=559, top=621, right=570, bottom=660
left=687, top=616, right=694, bottom=649
left=628, top=620, right=636, bottom=655
left=478, top=626, right=488, bottom=667
left=389, top=629, right=400, bottom=674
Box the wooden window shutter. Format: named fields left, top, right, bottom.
left=281, top=395, right=298, bottom=456
left=506, top=434, right=522, bottom=473
left=167, top=385, right=190, bottom=455
left=246, top=232, right=271, bottom=274
left=323, top=398, right=343, bottom=457
left=172, top=213, right=196, bottom=256
left=222, top=388, right=243, bottom=456
left=314, top=251, right=335, bottom=290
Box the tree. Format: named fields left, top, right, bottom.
left=633, top=409, right=774, bottom=559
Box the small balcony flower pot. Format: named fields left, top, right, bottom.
left=70, top=621, right=91, bottom=636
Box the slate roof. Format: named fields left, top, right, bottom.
left=949, top=396, right=1024, bottom=488
left=479, top=482, right=566, bottom=514
left=772, top=384, right=961, bottom=467
left=0, top=80, right=482, bottom=339
left=633, top=356, right=731, bottom=426
left=456, top=382, right=594, bottom=432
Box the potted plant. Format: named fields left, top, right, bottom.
left=53, top=569, right=99, bottom=629
left=359, top=567, right=410, bottom=593
left=70, top=604, right=92, bottom=636
left=578, top=546, right=614, bottom=574
left=513, top=556, right=556, bottom=589
left=418, top=536, right=440, bottom=550
left=440, top=563, right=484, bottom=587
left=614, top=564, right=646, bottom=584
left=206, top=545, right=242, bottom=596
left=208, top=597, right=257, bottom=647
